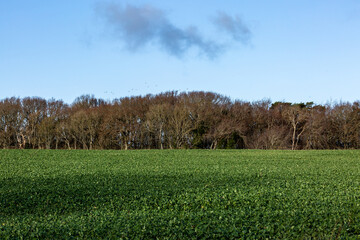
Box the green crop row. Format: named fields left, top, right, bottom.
left=1, top=150, right=360, bottom=239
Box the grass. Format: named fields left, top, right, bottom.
left=1, top=149, right=360, bottom=239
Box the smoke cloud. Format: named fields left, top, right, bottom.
left=97, top=3, right=251, bottom=59
left=212, top=11, right=251, bottom=44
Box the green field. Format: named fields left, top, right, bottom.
left=1, top=150, right=360, bottom=239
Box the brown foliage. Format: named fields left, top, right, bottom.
left=1, top=92, right=359, bottom=150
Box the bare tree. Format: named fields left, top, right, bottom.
left=0, top=98, right=23, bottom=148
left=283, top=104, right=309, bottom=150
left=145, top=103, right=171, bottom=149
left=1, top=93, right=360, bottom=150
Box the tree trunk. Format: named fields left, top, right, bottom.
left=295, top=127, right=306, bottom=150
left=211, top=140, right=218, bottom=150
left=291, top=123, right=297, bottom=150
left=159, top=128, right=163, bottom=150
left=65, top=140, right=71, bottom=150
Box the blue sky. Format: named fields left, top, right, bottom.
left=1, top=0, right=360, bottom=104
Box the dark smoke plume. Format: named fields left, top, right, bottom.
left=97, top=3, right=251, bottom=59
left=212, top=11, right=251, bottom=44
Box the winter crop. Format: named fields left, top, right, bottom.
left=1, top=150, right=360, bottom=239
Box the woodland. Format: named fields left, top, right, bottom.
left=1, top=91, right=360, bottom=150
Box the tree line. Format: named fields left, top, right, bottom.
left=1, top=91, right=360, bottom=150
